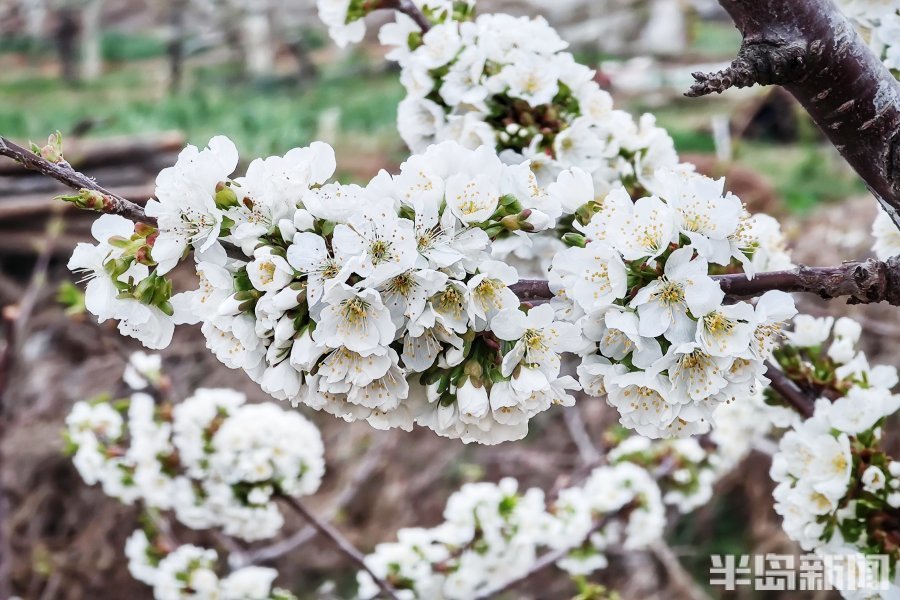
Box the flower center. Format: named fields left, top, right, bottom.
left=703, top=312, right=733, bottom=336
left=341, top=297, right=370, bottom=323
left=369, top=239, right=393, bottom=264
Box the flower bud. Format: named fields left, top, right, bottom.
left=134, top=222, right=156, bottom=237
left=500, top=214, right=521, bottom=231
left=562, top=232, right=587, bottom=248
left=134, top=275, right=158, bottom=305
left=464, top=359, right=483, bottom=379
left=274, top=315, right=298, bottom=343
left=135, top=245, right=155, bottom=266
left=278, top=218, right=296, bottom=242
left=214, top=183, right=238, bottom=209
left=218, top=293, right=245, bottom=316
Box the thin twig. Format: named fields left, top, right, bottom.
left=764, top=359, right=815, bottom=418
left=0, top=307, right=15, bottom=409
left=282, top=495, right=399, bottom=600
left=478, top=461, right=682, bottom=599
left=562, top=403, right=600, bottom=465
left=472, top=514, right=619, bottom=600
left=472, top=544, right=573, bottom=600
left=650, top=542, right=713, bottom=600
left=237, top=434, right=393, bottom=568
left=0, top=306, right=13, bottom=599
left=0, top=135, right=151, bottom=223
left=15, top=214, right=64, bottom=340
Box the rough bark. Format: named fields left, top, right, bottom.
left=715, top=258, right=900, bottom=305
left=510, top=257, right=900, bottom=306
left=0, top=136, right=151, bottom=224
left=687, top=0, right=900, bottom=228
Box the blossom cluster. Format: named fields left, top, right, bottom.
left=126, top=529, right=296, bottom=600
left=357, top=468, right=664, bottom=599
left=607, top=387, right=783, bottom=514
left=356, top=372, right=789, bottom=598
left=128, top=135, right=590, bottom=444
left=66, top=353, right=325, bottom=541
left=836, top=0, right=900, bottom=72
left=549, top=168, right=796, bottom=438
left=68, top=126, right=797, bottom=442
left=770, top=315, right=900, bottom=597
left=67, top=213, right=176, bottom=349
left=378, top=10, right=680, bottom=202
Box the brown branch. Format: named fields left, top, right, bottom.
left=512, top=258, right=900, bottom=306
left=281, top=495, right=399, bottom=600
left=714, top=258, right=900, bottom=305
left=239, top=433, right=394, bottom=567
left=687, top=0, right=900, bottom=227
left=376, top=0, right=432, bottom=32
left=473, top=460, right=680, bottom=599
left=765, top=359, right=815, bottom=418
left=686, top=41, right=807, bottom=97
left=0, top=135, right=152, bottom=224
left=0, top=307, right=13, bottom=599
left=509, top=279, right=552, bottom=301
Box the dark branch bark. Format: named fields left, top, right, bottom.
left=511, top=258, right=900, bottom=306
left=765, top=359, right=815, bottom=418
left=715, top=258, right=900, bottom=305
left=0, top=136, right=151, bottom=224
left=686, top=41, right=807, bottom=97
left=509, top=279, right=552, bottom=302
left=377, top=0, right=432, bottom=32
left=687, top=0, right=900, bottom=227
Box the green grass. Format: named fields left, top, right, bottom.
left=0, top=32, right=167, bottom=61
left=733, top=141, right=864, bottom=213
left=101, top=32, right=167, bottom=62
left=0, top=49, right=867, bottom=210
left=0, top=57, right=404, bottom=158
left=687, top=20, right=742, bottom=57
left=647, top=102, right=867, bottom=213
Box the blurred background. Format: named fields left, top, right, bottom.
left=0, top=0, right=893, bottom=598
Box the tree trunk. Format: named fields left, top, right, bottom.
left=80, top=0, right=104, bottom=81
left=167, top=0, right=189, bottom=92
left=55, top=8, right=80, bottom=84
left=242, top=3, right=275, bottom=78
left=689, top=0, right=900, bottom=227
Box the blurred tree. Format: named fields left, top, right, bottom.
left=80, top=0, right=104, bottom=80
left=53, top=6, right=79, bottom=84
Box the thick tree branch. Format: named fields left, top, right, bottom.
left=0, top=136, right=151, bottom=224
left=686, top=41, right=808, bottom=97
left=765, top=359, right=815, bottom=418
left=715, top=258, right=900, bottom=305
left=511, top=258, right=900, bottom=306
left=687, top=0, right=900, bottom=227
